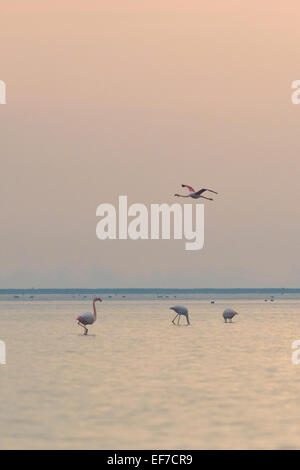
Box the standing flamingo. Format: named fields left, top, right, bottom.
left=76, top=297, right=102, bottom=335
left=174, top=184, right=218, bottom=200
left=223, top=308, right=238, bottom=323
left=170, top=305, right=190, bottom=325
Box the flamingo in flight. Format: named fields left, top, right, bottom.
left=223, top=308, right=238, bottom=323
left=174, top=184, right=218, bottom=200
left=76, top=297, right=102, bottom=335
left=170, top=305, right=190, bottom=325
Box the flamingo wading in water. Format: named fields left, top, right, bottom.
left=223, top=308, right=238, bottom=323
left=170, top=305, right=190, bottom=325
left=174, top=184, right=218, bottom=200
left=77, top=297, right=102, bottom=335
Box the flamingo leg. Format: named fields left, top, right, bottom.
left=200, top=195, right=213, bottom=201
left=78, top=321, right=88, bottom=335
left=177, top=315, right=180, bottom=325
left=172, top=314, right=178, bottom=324
left=186, top=316, right=190, bottom=325
left=205, top=189, right=218, bottom=194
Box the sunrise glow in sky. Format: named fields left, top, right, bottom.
left=1, top=2, right=300, bottom=287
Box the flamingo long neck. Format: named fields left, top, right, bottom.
left=93, top=300, right=98, bottom=320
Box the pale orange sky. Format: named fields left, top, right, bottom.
left=1, top=1, right=300, bottom=287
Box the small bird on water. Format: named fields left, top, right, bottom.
left=170, top=305, right=190, bottom=325
left=223, top=308, right=238, bottom=323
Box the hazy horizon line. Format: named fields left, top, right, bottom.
left=0, top=287, right=297, bottom=294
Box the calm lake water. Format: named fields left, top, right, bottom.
left=1, top=294, right=300, bottom=449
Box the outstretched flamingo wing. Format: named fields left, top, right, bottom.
left=181, top=184, right=195, bottom=193
left=193, top=188, right=206, bottom=196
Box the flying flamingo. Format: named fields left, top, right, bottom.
left=223, top=308, right=238, bottom=323
left=170, top=305, right=190, bottom=325
left=76, top=297, right=102, bottom=335
left=174, top=184, right=218, bottom=200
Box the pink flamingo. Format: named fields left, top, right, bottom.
left=76, top=297, right=102, bottom=335
left=223, top=308, right=239, bottom=323
left=170, top=305, right=190, bottom=325
left=174, top=184, right=218, bottom=200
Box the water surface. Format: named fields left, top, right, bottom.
left=1, top=295, right=300, bottom=449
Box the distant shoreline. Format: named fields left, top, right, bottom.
left=0, top=288, right=297, bottom=295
